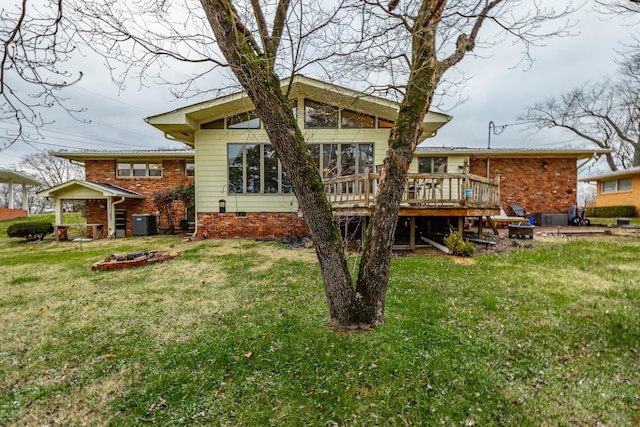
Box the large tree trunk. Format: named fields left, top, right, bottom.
left=355, top=3, right=443, bottom=326
left=201, top=1, right=359, bottom=327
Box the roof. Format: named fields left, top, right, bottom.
left=579, top=166, right=640, bottom=182
left=36, top=180, right=146, bottom=199
left=0, top=169, right=43, bottom=186
left=415, top=146, right=612, bottom=160
left=51, top=149, right=194, bottom=163
left=144, top=75, right=452, bottom=144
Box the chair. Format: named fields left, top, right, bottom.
left=508, top=203, right=526, bottom=217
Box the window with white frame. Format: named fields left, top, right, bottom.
left=418, top=157, right=448, bottom=173
left=601, top=177, right=632, bottom=193
left=117, top=162, right=163, bottom=178
left=185, top=162, right=195, bottom=177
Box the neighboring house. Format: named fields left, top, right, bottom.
left=580, top=166, right=640, bottom=216
left=38, top=76, right=610, bottom=244
left=0, top=169, right=42, bottom=221
left=37, top=150, right=194, bottom=237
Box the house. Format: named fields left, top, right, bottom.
left=580, top=166, right=640, bottom=216
left=37, top=150, right=194, bottom=238
left=0, top=169, right=42, bottom=221
left=38, top=76, right=609, bottom=245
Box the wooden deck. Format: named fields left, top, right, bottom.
left=323, top=170, right=501, bottom=217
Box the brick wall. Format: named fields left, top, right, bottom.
left=85, top=159, right=190, bottom=235
left=0, top=208, right=28, bottom=221
left=197, top=212, right=309, bottom=239
left=470, top=157, right=577, bottom=215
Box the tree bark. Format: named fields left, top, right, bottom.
left=355, top=2, right=443, bottom=326
left=201, top=0, right=358, bottom=327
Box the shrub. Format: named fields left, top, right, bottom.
left=444, top=231, right=476, bottom=257
left=585, top=205, right=636, bottom=218
left=7, top=221, right=53, bottom=241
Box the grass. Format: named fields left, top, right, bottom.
left=0, top=215, right=638, bottom=425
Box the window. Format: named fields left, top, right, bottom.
left=148, top=163, right=162, bottom=177
left=341, top=110, right=374, bottom=129
left=227, top=110, right=261, bottom=129
left=619, top=177, right=632, bottom=191
left=378, top=118, right=394, bottom=128
left=201, top=118, right=225, bottom=129
left=117, top=162, right=131, bottom=177
left=308, top=143, right=374, bottom=178
left=602, top=177, right=632, bottom=193
left=418, top=157, right=447, bottom=173
left=227, top=144, right=291, bottom=194
left=117, top=162, right=163, bottom=178
left=185, top=162, right=195, bottom=177
left=304, top=100, right=338, bottom=128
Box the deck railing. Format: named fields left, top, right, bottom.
left=323, top=167, right=500, bottom=210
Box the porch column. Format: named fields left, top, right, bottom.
left=22, top=184, right=28, bottom=213
left=8, top=179, right=14, bottom=209
left=55, top=198, right=63, bottom=225
left=107, top=197, right=114, bottom=237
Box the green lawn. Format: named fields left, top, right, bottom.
left=0, top=216, right=638, bottom=426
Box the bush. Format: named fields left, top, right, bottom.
left=585, top=205, right=636, bottom=218
left=444, top=231, right=476, bottom=257
left=7, top=221, right=53, bottom=241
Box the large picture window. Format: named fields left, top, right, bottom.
left=227, top=144, right=291, bottom=194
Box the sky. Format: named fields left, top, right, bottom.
left=0, top=0, right=638, bottom=172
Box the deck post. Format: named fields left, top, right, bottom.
left=410, top=217, right=416, bottom=250
left=463, top=159, right=470, bottom=206
left=364, top=164, right=370, bottom=206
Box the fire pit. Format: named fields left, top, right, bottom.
left=91, top=250, right=179, bottom=271
left=508, top=222, right=535, bottom=239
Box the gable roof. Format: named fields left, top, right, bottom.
left=0, top=169, right=43, bottom=186
left=144, top=75, right=451, bottom=144
left=416, top=146, right=612, bottom=160
left=579, top=166, right=640, bottom=182
left=36, top=180, right=146, bottom=199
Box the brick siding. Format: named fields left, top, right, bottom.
left=470, top=157, right=577, bottom=215
left=197, top=212, right=309, bottom=239
left=0, top=208, right=28, bottom=221
left=85, top=159, right=190, bottom=235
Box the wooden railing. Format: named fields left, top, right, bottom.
left=323, top=168, right=500, bottom=210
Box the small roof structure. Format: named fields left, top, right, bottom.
left=0, top=168, right=43, bottom=211
left=0, top=169, right=43, bottom=186
left=37, top=180, right=146, bottom=199
left=37, top=180, right=145, bottom=236
left=144, top=75, right=452, bottom=144
left=579, top=166, right=640, bottom=182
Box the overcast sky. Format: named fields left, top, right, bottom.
left=1, top=0, right=638, bottom=170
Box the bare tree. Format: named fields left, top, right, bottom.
left=197, top=0, right=573, bottom=328
left=0, top=0, right=85, bottom=151
left=595, top=0, right=640, bottom=14
left=2, top=1, right=574, bottom=328
left=18, top=151, right=84, bottom=213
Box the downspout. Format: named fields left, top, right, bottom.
left=110, top=197, right=126, bottom=237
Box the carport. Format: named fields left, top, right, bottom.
left=0, top=169, right=43, bottom=219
